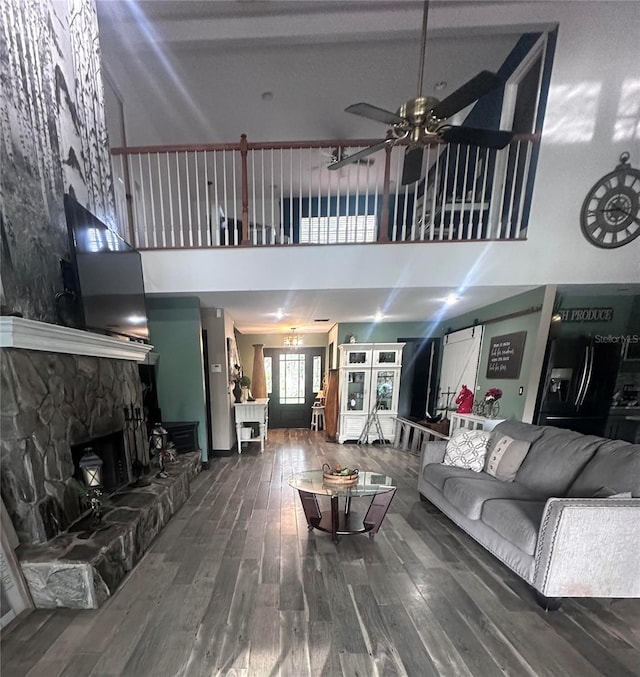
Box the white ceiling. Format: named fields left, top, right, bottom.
left=166, top=286, right=538, bottom=334
left=97, top=1, right=558, bottom=334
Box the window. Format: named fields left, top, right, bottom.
left=312, top=355, right=322, bottom=392
left=299, top=214, right=377, bottom=244
left=279, top=353, right=305, bottom=404
left=264, top=356, right=272, bottom=394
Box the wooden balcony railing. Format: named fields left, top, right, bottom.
left=110, top=133, right=539, bottom=249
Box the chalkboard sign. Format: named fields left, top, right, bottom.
left=486, top=331, right=527, bottom=379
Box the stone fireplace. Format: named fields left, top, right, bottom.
left=0, top=319, right=149, bottom=546
left=0, top=318, right=201, bottom=608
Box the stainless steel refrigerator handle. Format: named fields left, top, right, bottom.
left=578, top=344, right=595, bottom=408
left=574, top=345, right=589, bottom=409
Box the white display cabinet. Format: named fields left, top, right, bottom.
left=338, top=343, right=404, bottom=444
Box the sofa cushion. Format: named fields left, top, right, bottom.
left=566, top=440, right=640, bottom=497
left=485, top=434, right=531, bottom=481
left=492, top=420, right=547, bottom=445
left=443, top=428, right=491, bottom=472
left=423, top=463, right=496, bottom=492
left=442, top=476, right=544, bottom=520
left=481, top=499, right=546, bottom=556
left=514, top=427, right=603, bottom=496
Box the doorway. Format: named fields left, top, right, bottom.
left=264, top=347, right=325, bottom=428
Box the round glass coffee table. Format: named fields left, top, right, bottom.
left=288, top=469, right=396, bottom=543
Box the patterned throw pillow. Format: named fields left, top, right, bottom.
left=484, top=434, right=531, bottom=481
left=443, top=429, right=491, bottom=472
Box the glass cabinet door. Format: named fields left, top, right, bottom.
left=374, top=370, right=396, bottom=411
left=346, top=370, right=367, bottom=411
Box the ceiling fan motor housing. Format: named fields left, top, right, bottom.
left=395, top=96, right=442, bottom=142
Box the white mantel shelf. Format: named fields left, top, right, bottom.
left=0, top=317, right=153, bottom=362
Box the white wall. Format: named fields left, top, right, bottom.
left=201, top=307, right=236, bottom=451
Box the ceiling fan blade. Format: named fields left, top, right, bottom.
left=345, top=102, right=407, bottom=126
left=328, top=139, right=390, bottom=170
left=401, top=147, right=424, bottom=185
left=440, top=126, right=514, bottom=149
left=431, top=71, right=502, bottom=119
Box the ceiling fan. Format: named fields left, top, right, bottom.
left=328, top=0, right=513, bottom=185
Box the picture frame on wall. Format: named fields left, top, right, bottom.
left=486, top=331, right=527, bottom=379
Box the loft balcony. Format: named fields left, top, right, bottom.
left=111, top=134, right=539, bottom=249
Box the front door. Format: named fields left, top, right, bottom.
left=265, top=347, right=325, bottom=428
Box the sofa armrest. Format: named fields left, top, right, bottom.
left=532, top=497, right=640, bottom=598
left=420, top=441, right=447, bottom=473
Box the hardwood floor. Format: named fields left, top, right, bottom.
left=2, top=429, right=639, bottom=677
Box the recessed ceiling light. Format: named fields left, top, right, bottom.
left=274, top=309, right=284, bottom=319
left=434, top=81, right=447, bottom=92
left=374, top=311, right=384, bottom=322
left=445, top=294, right=459, bottom=305
left=261, top=91, right=274, bottom=101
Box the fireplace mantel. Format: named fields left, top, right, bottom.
left=0, top=317, right=153, bottom=362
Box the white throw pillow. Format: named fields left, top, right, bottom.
left=443, top=428, right=491, bottom=472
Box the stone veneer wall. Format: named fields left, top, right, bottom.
left=0, top=347, right=146, bottom=545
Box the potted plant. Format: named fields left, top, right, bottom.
left=239, top=375, right=252, bottom=402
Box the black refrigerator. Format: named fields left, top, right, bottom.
left=535, top=336, right=622, bottom=436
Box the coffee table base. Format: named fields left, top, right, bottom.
left=297, top=489, right=396, bottom=543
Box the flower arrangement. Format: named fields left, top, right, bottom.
left=485, top=387, right=503, bottom=401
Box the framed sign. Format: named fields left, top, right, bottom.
left=486, top=331, right=527, bottom=379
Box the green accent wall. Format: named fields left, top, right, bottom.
left=442, top=288, right=547, bottom=421
left=147, top=297, right=208, bottom=461
left=336, top=321, right=440, bottom=345
left=554, top=294, right=635, bottom=338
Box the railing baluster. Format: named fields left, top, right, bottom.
left=279, top=148, right=284, bottom=244
left=316, top=147, right=322, bottom=244
left=478, top=148, right=490, bottom=239
left=222, top=149, right=229, bottom=246
left=515, top=140, right=533, bottom=239
left=469, top=148, right=478, bottom=240
left=439, top=145, right=450, bottom=240
left=505, top=141, right=521, bottom=239
left=251, top=149, right=257, bottom=245
left=270, top=149, right=275, bottom=244
left=175, top=151, right=183, bottom=247
left=460, top=145, right=470, bottom=240
left=419, top=145, right=430, bottom=241
left=392, top=150, right=402, bottom=242
left=195, top=151, right=202, bottom=247
left=204, top=151, right=211, bottom=246
left=260, top=149, right=266, bottom=245
left=495, top=147, right=510, bottom=239
left=137, top=154, right=148, bottom=248
left=291, top=149, right=295, bottom=246
left=213, top=150, right=221, bottom=246
left=232, top=150, right=239, bottom=246
left=186, top=151, right=193, bottom=247
left=429, top=144, right=440, bottom=240
left=450, top=144, right=460, bottom=240
left=157, top=153, right=166, bottom=247
left=165, top=152, right=175, bottom=247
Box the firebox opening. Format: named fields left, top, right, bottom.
left=71, top=430, right=130, bottom=495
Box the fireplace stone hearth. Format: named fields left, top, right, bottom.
left=17, top=452, right=200, bottom=608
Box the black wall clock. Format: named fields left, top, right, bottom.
left=580, top=152, right=640, bottom=248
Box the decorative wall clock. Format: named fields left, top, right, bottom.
left=580, top=152, right=640, bottom=248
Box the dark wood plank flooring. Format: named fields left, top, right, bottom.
left=2, top=430, right=639, bottom=676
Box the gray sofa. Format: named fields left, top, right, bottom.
left=418, top=420, right=640, bottom=608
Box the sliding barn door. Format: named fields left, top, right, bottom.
left=437, top=326, right=484, bottom=412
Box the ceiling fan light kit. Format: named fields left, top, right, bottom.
left=328, top=0, right=514, bottom=184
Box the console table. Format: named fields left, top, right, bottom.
left=449, top=413, right=505, bottom=435
left=233, top=398, right=269, bottom=453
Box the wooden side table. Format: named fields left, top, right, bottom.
left=233, top=398, right=269, bottom=453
